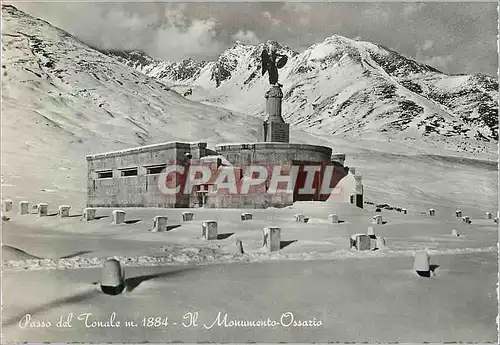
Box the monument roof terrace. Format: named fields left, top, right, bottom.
left=86, top=141, right=207, bottom=160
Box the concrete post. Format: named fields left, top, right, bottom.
left=372, top=215, right=383, bottom=225
left=202, top=221, right=218, bottom=240
left=182, top=211, right=194, bottom=221
left=429, top=209, right=435, bottom=216
left=241, top=213, right=253, bottom=221
left=101, top=259, right=125, bottom=295
left=485, top=212, right=492, bottom=219
left=456, top=210, right=462, bottom=217
left=59, top=205, right=71, bottom=218
left=152, top=216, right=168, bottom=232
left=19, top=201, right=29, bottom=215
left=295, top=214, right=305, bottom=223
left=263, top=226, right=281, bottom=252
left=235, top=240, right=244, bottom=254
left=367, top=226, right=376, bottom=238
left=3, top=200, right=13, bottom=212
left=402, top=208, right=407, bottom=214
left=350, top=234, right=370, bottom=251
left=328, top=214, right=339, bottom=223
left=112, top=210, right=126, bottom=224
left=414, top=251, right=430, bottom=277
left=451, top=229, right=459, bottom=237
left=37, top=203, right=48, bottom=217
left=83, top=207, right=96, bottom=221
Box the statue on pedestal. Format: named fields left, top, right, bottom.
left=261, top=45, right=288, bottom=86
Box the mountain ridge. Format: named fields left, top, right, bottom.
left=105, top=34, right=498, bottom=147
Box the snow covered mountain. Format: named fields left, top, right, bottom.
left=1, top=5, right=262, bottom=205
left=107, top=36, right=498, bottom=149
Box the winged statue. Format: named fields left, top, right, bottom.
left=261, top=46, right=288, bottom=86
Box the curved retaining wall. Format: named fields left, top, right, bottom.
left=215, top=142, right=332, bottom=167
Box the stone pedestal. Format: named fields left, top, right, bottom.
left=112, top=210, right=126, bottom=224
left=3, top=200, right=13, bottom=212
left=485, top=212, right=492, bottom=219
left=263, top=226, right=281, bottom=252
left=83, top=208, right=96, bottom=221
left=402, top=208, right=407, bottom=214
left=202, top=221, right=218, bottom=240
left=182, top=211, right=194, bottom=221
left=152, top=216, right=168, bottom=232
left=456, top=210, right=462, bottom=217
left=59, top=205, right=71, bottom=218
left=38, top=203, right=48, bottom=217
left=452, top=229, right=459, bottom=237
left=257, top=85, right=290, bottom=143
left=258, top=121, right=290, bottom=143
left=19, top=201, right=29, bottom=215
left=429, top=209, right=435, bottom=216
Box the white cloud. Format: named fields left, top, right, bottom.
left=422, top=40, right=434, bottom=51
left=403, top=3, right=425, bottom=17
left=416, top=43, right=453, bottom=72
left=362, top=5, right=392, bottom=24
left=15, top=3, right=223, bottom=61
left=232, top=30, right=260, bottom=45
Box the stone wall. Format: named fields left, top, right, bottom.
left=214, top=143, right=332, bottom=167
left=86, top=142, right=205, bottom=208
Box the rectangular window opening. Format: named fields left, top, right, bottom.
left=97, top=171, right=113, bottom=179
left=121, top=168, right=138, bottom=177
left=146, top=165, right=166, bottom=175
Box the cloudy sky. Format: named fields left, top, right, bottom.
left=13, top=1, right=498, bottom=76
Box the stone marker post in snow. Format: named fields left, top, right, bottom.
left=59, top=205, right=71, bottom=218
left=235, top=240, right=244, bottom=254
left=328, top=214, right=339, bottom=223
left=83, top=207, right=96, bottom=221
left=3, top=200, right=13, bottom=213
left=294, top=214, right=305, bottom=223
left=38, top=203, right=48, bottom=217
left=152, top=216, right=168, bottom=232
left=101, top=259, right=125, bottom=295
left=19, top=201, right=29, bottom=215
left=414, top=251, right=431, bottom=277
left=263, top=226, right=281, bottom=252
left=182, top=211, right=194, bottom=222
left=202, top=221, right=218, bottom=240
left=112, top=210, right=126, bottom=224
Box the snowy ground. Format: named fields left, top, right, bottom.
left=2, top=200, right=498, bottom=342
